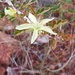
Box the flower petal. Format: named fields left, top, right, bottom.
left=40, top=18, right=54, bottom=26
left=41, top=26, right=57, bottom=35
left=9, top=7, right=16, bottom=13
left=5, top=7, right=16, bottom=17
left=28, top=13, right=37, bottom=24
left=5, top=8, right=10, bottom=15
left=31, top=30, right=38, bottom=44
left=16, top=24, right=33, bottom=30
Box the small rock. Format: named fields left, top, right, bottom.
left=39, top=0, right=57, bottom=6
left=0, top=17, right=14, bottom=34
left=49, top=65, right=55, bottom=70
left=60, top=72, right=67, bottom=75
left=0, top=31, right=21, bottom=65
left=34, top=34, right=50, bottom=45
left=0, top=2, right=9, bottom=11
left=0, top=66, right=6, bottom=75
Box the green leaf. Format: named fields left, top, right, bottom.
left=53, top=20, right=68, bottom=29
left=37, top=7, right=50, bottom=15
left=14, top=30, right=25, bottom=36
left=68, top=9, right=75, bottom=14
left=31, top=0, right=35, bottom=2
left=57, top=20, right=61, bottom=24
left=27, top=0, right=36, bottom=6
left=64, top=0, right=72, bottom=4
left=36, top=8, right=44, bottom=14
left=50, top=4, right=60, bottom=11
left=0, top=9, right=5, bottom=18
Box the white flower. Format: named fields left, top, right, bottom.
left=16, top=13, right=57, bottom=44
left=5, top=7, right=16, bottom=17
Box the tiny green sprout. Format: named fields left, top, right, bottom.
left=5, top=7, right=17, bottom=17
left=16, top=13, right=57, bottom=44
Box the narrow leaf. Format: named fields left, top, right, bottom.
left=37, top=7, right=51, bottom=15
left=50, top=4, right=60, bottom=11
left=53, top=20, right=68, bottom=29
